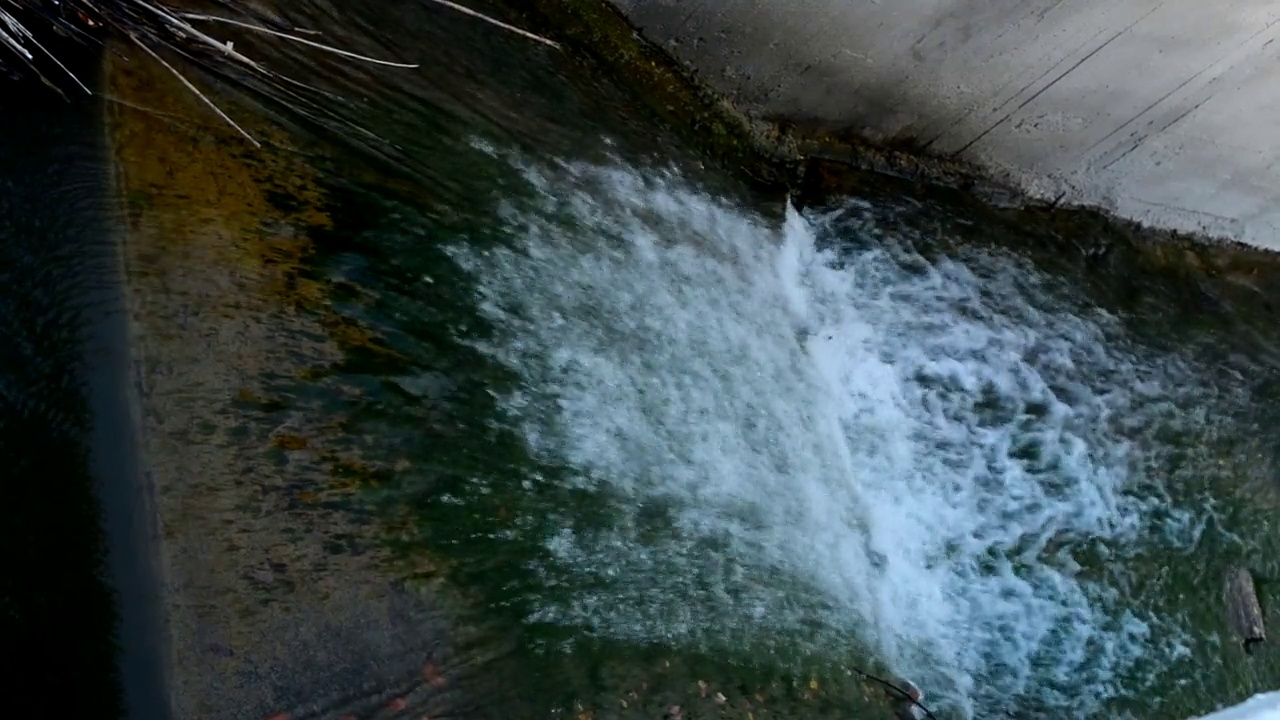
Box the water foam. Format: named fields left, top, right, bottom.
left=451, top=153, right=1201, bottom=717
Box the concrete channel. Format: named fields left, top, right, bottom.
left=599, top=0, right=1280, bottom=249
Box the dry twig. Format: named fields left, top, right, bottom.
left=125, top=28, right=261, bottom=146
left=177, top=13, right=419, bottom=68
left=424, top=0, right=560, bottom=49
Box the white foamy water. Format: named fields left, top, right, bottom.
left=451, top=152, right=1209, bottom=717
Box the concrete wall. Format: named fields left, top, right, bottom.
left=608, top=0, right=1280, bottom=249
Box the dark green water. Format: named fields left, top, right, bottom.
left=10, top=2, right=1280, bottom=719
left=0, top=63, right=124, bottom=715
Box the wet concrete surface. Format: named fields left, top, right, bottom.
left=603, top=0, right=1280, bottom=248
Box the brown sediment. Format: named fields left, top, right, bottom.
left=103, top=40, right=504, bottom=720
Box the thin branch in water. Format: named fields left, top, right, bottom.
left=424, top=0, right=560, bottom=49
left=125, top=31, right=261, bottom=147
left=0, top=8, right=73, bottom=97
left=130, top=0, right=268, bottom=73
left=0, top=7, right=35, bottom=60
left=101, top=92, right=186, bottom=120
left=176, top=13, right=419, bottom=68
left=160, top=30, right=396, bottom=148
left=25, top=28, right=92, bottom=94
left=166, top=40, right=385, bottom=145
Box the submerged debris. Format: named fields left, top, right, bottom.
left=892, top=679, right=927, bottom=720
left=1225, top=567, right=1266, bottom=654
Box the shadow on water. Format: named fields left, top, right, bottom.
left=0, top=46, right=144, bottom=718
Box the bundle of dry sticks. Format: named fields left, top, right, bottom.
left=0, top=0, right=557, bottom=144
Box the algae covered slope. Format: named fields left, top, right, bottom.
left=104, top=42, right=526, bottom=720
left=98, top=4, right=909, bottom=716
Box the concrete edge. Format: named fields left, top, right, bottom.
left=97, top=45, right=175, bottom=720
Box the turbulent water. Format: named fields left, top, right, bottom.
left=445, top=148, right=1246, bottom=718
left=42, top=0, right=1275, bottom=717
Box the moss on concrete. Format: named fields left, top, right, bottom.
left=105, top=40, right=492, bottom=720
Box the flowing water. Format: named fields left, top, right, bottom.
left=453, top=156, right=1211, bottom=716
left=11, top=1, right=1280, bottom=718
left=354, top=143, right=1280, bottom=718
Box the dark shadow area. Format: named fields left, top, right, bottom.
left=0, top=31, right=149, bottom=720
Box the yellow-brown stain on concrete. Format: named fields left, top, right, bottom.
left=105, top=43, right=460, bottom=720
